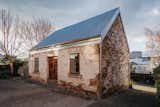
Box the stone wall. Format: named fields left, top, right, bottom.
left=101, top=15, right=130, bottom=97
left=58, top=44, right=100, bottom=94
left=29, top=51, right=57, bottom=83
left=29, top=43, right=100, bottom=94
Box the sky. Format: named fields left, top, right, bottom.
left=0, top=0, right=160, bottom=52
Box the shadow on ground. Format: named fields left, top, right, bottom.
left=0, top=79, right=155, bottom=107
left=87, top=89, right=155, bottom=107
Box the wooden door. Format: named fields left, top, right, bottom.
left=48, top=57, right=57, bottom=80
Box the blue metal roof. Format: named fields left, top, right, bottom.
left=33, top=8, right=120, bottom=49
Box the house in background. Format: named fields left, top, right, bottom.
left=151, top=56, right=160, bottom=69
left=130, top=57, right=152, bottom=74
left=130, top=51, right=142, bottom=59
left=147, top=50, right=160, bottom=69
left=29, top=8, right=129, bottom=98
left=130, top=51, right=153, bottom=74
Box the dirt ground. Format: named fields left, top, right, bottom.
left=0, top=79, right=155, bottom=107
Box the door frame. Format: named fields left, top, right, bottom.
left=47, top=56, right=58, bottom=80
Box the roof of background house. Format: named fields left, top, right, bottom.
left=130, top=57, right=150, bottom=65
left=0, top=53, right=3, bottom=58
left=33, top=8, right=120, bottom=50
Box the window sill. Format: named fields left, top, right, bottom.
left=33, top=72, right=40, bottom=75
left=68, top=73, right=82, bottom=78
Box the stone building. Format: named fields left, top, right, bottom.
left=29, top=8, right=130, bottom=98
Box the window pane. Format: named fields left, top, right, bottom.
left=70, top=53, right=79, bottom=74
left=34, top=58, right=39, bottom=72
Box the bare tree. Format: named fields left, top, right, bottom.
left=20, top=18, right=54, bottom=49
left=145, top=27, right=160, bottom=68
left=0, top=9, right=54, bottom=76
left=0, top=9, right=22, bottom=75
left=145, top=27, right=160, bottom=55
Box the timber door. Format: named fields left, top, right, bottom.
left=48, top=57, right=57, bottom=80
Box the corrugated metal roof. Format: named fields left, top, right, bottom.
left=33, top=8, right=120, bottom=49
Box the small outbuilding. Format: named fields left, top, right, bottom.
left=29, top=8, right=130, bottom=98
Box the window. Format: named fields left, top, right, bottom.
left=34, top=58, right=39, bottom=72
left=70, top=53, right=80, bottom=74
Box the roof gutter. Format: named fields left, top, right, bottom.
left=30, top=35, right=100, bottom=51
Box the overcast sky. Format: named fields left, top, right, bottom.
left=0, top=0, right=159, bottom=51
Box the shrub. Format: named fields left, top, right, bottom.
left=153, top=65, right=160, bottom=107
left=13, top=59, right=28, bottom=76
left=18, top=63, right=28, bottom=77
left=0, top=58, right=28, bottom=79
left=0, top=65, right=10, bottom=79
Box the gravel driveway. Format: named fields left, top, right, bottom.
left=0, top=79, right=94, bottom=107
left=0, top=79, right=155, bottom=107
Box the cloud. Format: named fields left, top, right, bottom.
left=151, top=8, right=160, bottom=16
left=0, top=0, right=160, bottom=51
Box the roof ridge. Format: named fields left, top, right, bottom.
left=101, top=8, right=120, bottom=39
left=54, top=7, right=120, bottom=33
